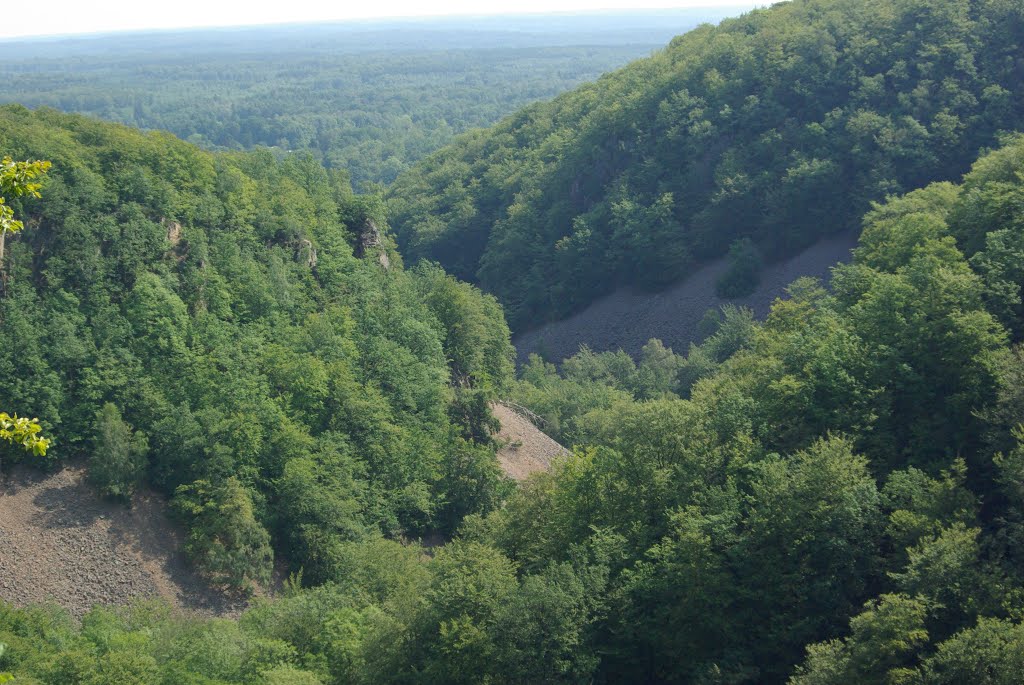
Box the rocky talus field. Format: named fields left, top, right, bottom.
left=0, top=466, right=247, bottom=618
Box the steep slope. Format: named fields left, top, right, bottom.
left=492, top=402, right=569, bottom=479
left=5, top=81, right=1024, bottom=685
left=389, top=0, right=1024, bottom=330
left=514, top=229, right=858, bottom=363
left=0, top=466, right=246, bottom=618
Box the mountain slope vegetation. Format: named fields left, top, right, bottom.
left=0, top=104, right=515, bottom=590
left=389, top=0, right=1024, bottom=329
left=4, top=1, right=1024, bottom=682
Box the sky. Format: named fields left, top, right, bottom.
left=1, top=0, right=752, bottom=40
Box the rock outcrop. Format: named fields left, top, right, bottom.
left=299, top=238, right=318, bottom=268
left=162, top=218, right=182, bottom=247
left=356, top=218, right=390, bottom=269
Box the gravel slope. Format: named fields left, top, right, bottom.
left=514, top=231, right=860, bottom=363
left=493, top=403, right=569, bottom=480
left=0, top=465, right=247, bottom=618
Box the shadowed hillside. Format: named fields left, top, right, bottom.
left=514, top=230, right=859, bottom=364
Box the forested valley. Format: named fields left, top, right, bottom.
left=2, top=0, right=1024, bottom=683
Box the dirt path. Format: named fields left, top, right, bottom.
left=514, top=231, right=860, bottom=363
left=0, top=465, right=247, bottom=618
left=493, top=403, right=569, bottom=480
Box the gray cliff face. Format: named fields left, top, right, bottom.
left=163, top=218, right=183, bottom=247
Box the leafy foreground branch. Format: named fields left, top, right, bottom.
left=0, top=156, right=50, bottom=262
left=0, top=412, right=49, bottom=457
left=1, top=154, right=51, bottom=461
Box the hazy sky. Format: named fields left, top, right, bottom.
left=1, top=1, right=753, bottom=39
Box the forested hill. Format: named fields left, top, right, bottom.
left=0, top=104, right=516, bottom=589
left=388, top=0, right=1024, bottom=331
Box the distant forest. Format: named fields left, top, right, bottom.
left=0, top=10, right=742, bottom=188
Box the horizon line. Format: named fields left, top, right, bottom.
left=0, top=4, right=759, bottom=43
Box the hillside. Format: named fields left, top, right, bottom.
left=6, top=1, right=1024, bottom=681
left=5, top=125, right=1024, bottom=685
left=389, top=0, right=1024, bottom=329
left=0, top=105, right=515, bottom=592
left=491, top=402, right=569, bottom=479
